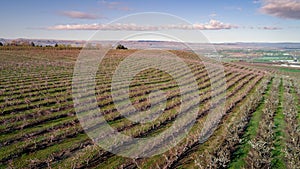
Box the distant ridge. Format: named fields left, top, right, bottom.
left=137, top=40, right=164, bottom=43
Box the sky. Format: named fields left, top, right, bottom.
left=1, top=0, right=300, bottom=42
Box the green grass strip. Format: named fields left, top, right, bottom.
left=291, top=80, right=300, bottom=124
left=271, top=78, right=286, bottom=168
left=229, top=77, right=273, bottom=169
left=278, top=67, right=300, bottom=73
left=11, top=134, right=89, bottom=168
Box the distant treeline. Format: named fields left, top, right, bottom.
left=0, top=41, right=129, bottom=50
left=0, top=41, right=82, bottom=50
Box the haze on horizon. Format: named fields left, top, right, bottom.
left=1, top=0, right=300, bottom=43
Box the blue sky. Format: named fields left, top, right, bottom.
left=1, top=0, right=300, bottom=42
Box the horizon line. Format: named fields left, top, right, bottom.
left=1, top=37, right=300, bottom=44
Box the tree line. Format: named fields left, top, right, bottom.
left=0, top=41, right=129, bottom=50
left=0, top=41, right=84, bottom=50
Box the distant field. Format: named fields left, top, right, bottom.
left=0, top=48, right=299, bottom=168
left=252, top=56, right=291, bottom=62
left=279, top=67, right=300, bottom=73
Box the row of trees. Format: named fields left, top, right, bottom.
left=0, top=41, right=129, bottom=50
left=0, top=41, right=36, bottom=47
left=0, top=41, right=73, bottom=48
left=0, top=42, right=84, bottom=50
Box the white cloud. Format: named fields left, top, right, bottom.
left=47, top=19, right=237, bottom=31
left=224, top=6, right=243, bottom=11
left=60, top=11, right=104, bottom=19
left=260, top=0, right=300, bottom=19
left=209, top=13, right=217, bottom=18
left=48, top=23, right=158, bottom=31
left=99, top=0, right=132, bottom=11
left=258, top=26, right=282, bottom=30
left=200, top=20, right=238, bottom=30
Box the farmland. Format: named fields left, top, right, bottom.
left=0, top=47, right=299, bottom=169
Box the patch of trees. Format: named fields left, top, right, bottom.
left=116, top=44, right=128, bottom=50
